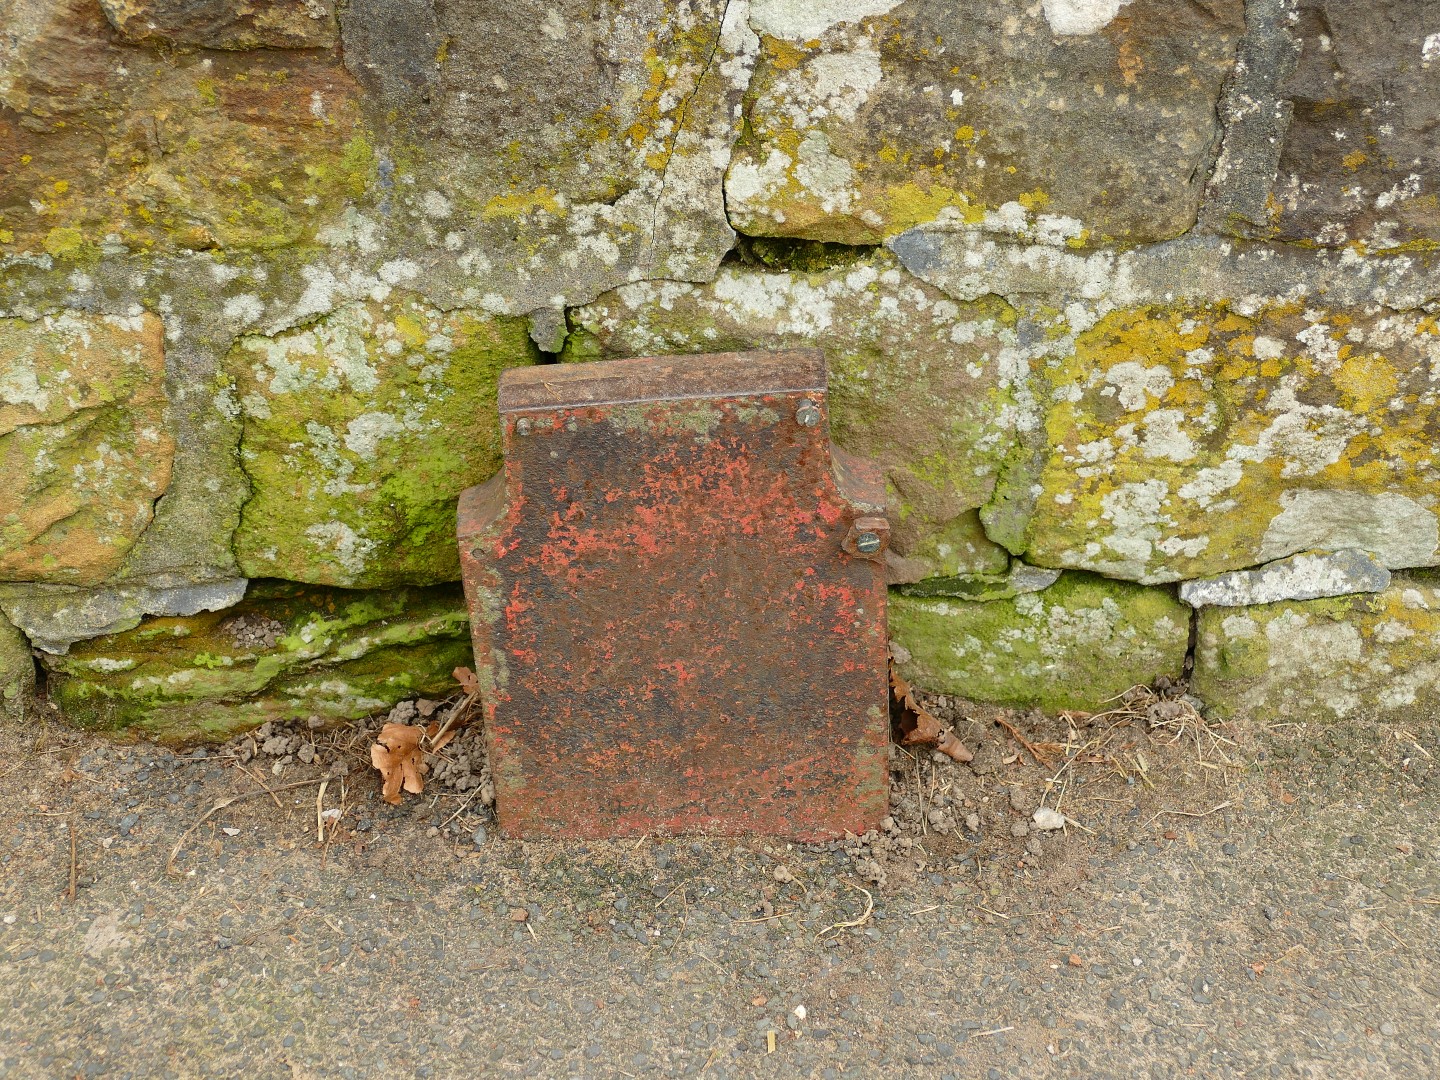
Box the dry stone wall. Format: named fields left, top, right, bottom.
left=1, top=0, right=1438, bottom=736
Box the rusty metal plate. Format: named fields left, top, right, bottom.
left=457, top=349, right=890, bottom=839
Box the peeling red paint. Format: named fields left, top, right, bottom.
left=458, top=350, right=890, bottom=839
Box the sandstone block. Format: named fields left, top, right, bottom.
left=1192, top=575, right=1440, bottom=721
left=727, top=0, right=1244, bottom=246
left=227, top=294, right=537, bottom=588
left=1273, top=1, right=1440, bottom=252
left=0, top=312, right=173, bottom=585
left=43, top=581, right=471, bottom=741
left=1015, top=303, right=1440, bottom=583
left=890, top=571, right=1190, bottom=711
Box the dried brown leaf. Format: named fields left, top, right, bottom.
left=453, top=666, right=481, bottom=696
left=888, top=650, right=973, bottom=762
left=370, top=722, right=427, bottom=805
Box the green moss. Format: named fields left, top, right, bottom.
left=890, top=571, right=1190, bottom=711
left=229, top=295, right=539, bottom=589
left=43, top=580, right=472, bottom=743
left=727, top=235, right=878, bottom=273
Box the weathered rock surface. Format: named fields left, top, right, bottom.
left=0, top=0, right=368, bottom=255
left=889, top=571, right=1190, bottom=711
left=1014, top=304, right=1440, bottom=584
left=43, top=581, right=471, bottom=741
left=0, top=312, right=173, bottom=585
left=727, top=0, right=1245, bottom=246
left=1272, top=1, right=1440, bottom=252
left=1192, top=575, right=1440, bottom=721
left=98, top=0, right=337, bottom=50
left=896, top=561, right=1061, bottom=601
left=0, top=578, right=248, bottom=654
left=227, top=295, right=536, bottom=588
left=566, top=252, right=1017, bottom=578
left=338, top=0, right=757, bottom=313
left=1180, top=549, right=1391, bottom=609
left=0, top=611, right=34, bottom=716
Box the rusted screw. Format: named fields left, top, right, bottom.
left=856, top=532, right=882, bottom=554
left=795, top=401, right=822, bottom=428
left=515, top=417, right=532, bottom=436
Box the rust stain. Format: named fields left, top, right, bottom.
left=458, top=350, right=891, bottom=839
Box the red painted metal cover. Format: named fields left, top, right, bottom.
left=457, top=349, right=890, bottom=838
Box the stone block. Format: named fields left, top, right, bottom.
left=0, top=579, right=248, bottom=654
left=1179, top=549, right=1390, bottom=608
left=43, top=581, right=471, bottom=742
left=0, top=612, right=34, bottom=717
left=98, top=0, right=337, bottom=50
left=341, top=0, right=756, bottom=311
left=227, top=294, right=537, bottom=588
left=1192, top=574, right=1440, bottom=720
left=890, top=571, right=1190, bottom=712
left=0, top=312, right=173, bottom=585
left=1015, top=303, right=1440, bottom=583
left=1273, top=1, right=1440, bottom=252
left=0, top=0, right=367, bottom=255
left=727, top=0, right=1244, bottom=246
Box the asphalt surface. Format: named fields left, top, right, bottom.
left=1, top=702, right=1438, bottom=1079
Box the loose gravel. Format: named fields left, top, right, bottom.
left=1, top=695, right=1438, bottom=1078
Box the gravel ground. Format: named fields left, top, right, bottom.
left=2, top=694, right=1438, bottom=1079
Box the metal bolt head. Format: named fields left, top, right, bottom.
left=515, top=417, right=532, bottom=436
left=795, top=401, right=822, bottom=428
left=856, top=531, right=882, bottom=555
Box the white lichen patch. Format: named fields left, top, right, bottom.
left=749, top=0, right=905, bottom=41
left=1041, top=0, right=1132, bottom=36
left=1022, top=304, right=1440, bottom=583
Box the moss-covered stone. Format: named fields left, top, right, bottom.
left=728, top=0, right=1244, bottom=246
left=0, top=612, right=35, bottom=718
left=890, top=572, right=1190, bottom=711
left=43, top=580, right=472, bottom=742
left=565, top=253, right=1017, bottom=578
left=1191, top=574, right=1440, bottom=721
left=227, top=294, right=538, bottom=588
left=0, top=311, right=173, bottom=585
left=1016, top=303, right=1440, bottom=584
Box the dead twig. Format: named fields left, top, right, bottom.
left=995, top=716, right=1056, bottom=770
left=741, top=911, right=795, bottom=924
left=238, top=765, right=285, bottom=810
left=1142, top=801, right=1233, bottom=830
left=167, top=775, right=339, bottom=875
left=315, top=779, right=329, bottom=843
left=817, top=881, right=874, bottom=938
left=64, top=815, right=77, bottom=903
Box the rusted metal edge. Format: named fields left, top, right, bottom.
left=498, top=349, right=825, bottom=413
left=456, top=472, right=506, bottom=542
